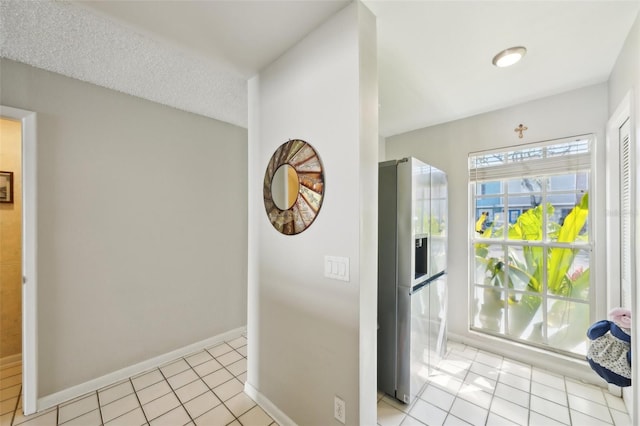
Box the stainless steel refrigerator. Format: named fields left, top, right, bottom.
left=378, top=157, right=448, bottom=404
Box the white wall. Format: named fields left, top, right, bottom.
left=247, top=3, right=377, bottom=425
left=0, top=59, right=248, bottom=398
left=608, top=10, right=639, bottom=421
left=608, top=12, right=640, bottom=115
left=386, top=83, right=609, bottom=380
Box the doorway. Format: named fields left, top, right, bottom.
left=0, top=118, right=22, bottom=365
left=0, top=106, right=37, bottom=416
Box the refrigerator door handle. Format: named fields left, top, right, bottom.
left=410, top=270, right=446, bottom=295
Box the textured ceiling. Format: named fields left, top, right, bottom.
left=74, top=0, right=350, bottom=78
left=0, top=0, right=247, bottom=128
left=1, top=1, right=639, bottom=137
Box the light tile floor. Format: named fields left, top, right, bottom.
left=1, top=338, right=633, bottom=426
left=377, top=340, right=633, bottom=426
left=0, top=335, right=277, bottom=426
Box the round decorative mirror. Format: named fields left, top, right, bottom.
left=263, top=139, right=325, bottom=235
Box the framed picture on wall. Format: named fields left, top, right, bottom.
left=0, top=171, right=14, bottom=203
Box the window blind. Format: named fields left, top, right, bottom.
left=469, top=136, right=593, bottom=182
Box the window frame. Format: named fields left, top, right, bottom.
left=468, top=134, right=595, bottom=358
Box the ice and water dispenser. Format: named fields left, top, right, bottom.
left=415, top=236, right=429, bottom=280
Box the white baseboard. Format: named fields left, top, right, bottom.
left=37, top=326, right=246, bottom=412
left=0, top=353, right=21, bottom=367
left=244, top=381, right=297, bottom=426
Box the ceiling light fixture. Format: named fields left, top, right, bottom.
left=492, top=46, right=527, bottom=67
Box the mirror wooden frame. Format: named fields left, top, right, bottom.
left=263, top=139, right=325, bottom=235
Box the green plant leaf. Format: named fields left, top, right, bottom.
left=548, top=193, right=589, bottom=293
left=475, top=192, right=590, bottom=345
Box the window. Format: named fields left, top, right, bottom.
left=469, top=136, right=593, bottom=357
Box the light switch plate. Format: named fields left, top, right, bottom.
left=324, top=256, right=350, bottom=282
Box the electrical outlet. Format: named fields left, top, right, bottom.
left=334, top=395, right=346, bottom=424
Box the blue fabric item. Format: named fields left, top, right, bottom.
left=587, top=359, right=631, bottom=387
left=609, top=323, right=631, bottom=343
left=586, top=320, right=631, bottom=387
left=587, top=320, right=611, bottom=339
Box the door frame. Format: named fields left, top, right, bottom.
left=605, top=90, right=636, bottom=420
left=0, top=105, right=37, bottom=415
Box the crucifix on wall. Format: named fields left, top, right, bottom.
left=514, top=124, right=528, bottom=138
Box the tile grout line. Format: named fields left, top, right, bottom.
left=448, top=344, right=491, bottom=425
left=182, top=354, right=218, bottom=425
left=154, top=341, right=249, bottom=426
left=158, top=358, right=196, bottom=426
left=94, top=389, right=104, bottom=426
left=564, top=378, right=621, bottom=426
left=7, top=337, right=628, bottom=426
left=525, top=359, right=534, bottom=426
left=221, top=342, right=253, bottom=423
left=218, top=347, right=253, bottom=423
left=564, top=375, right=574, bottom=426
left=440, top=350, right=468, bottom=426
left=198, top=348, right=239, bottom=423
left=483, top=351, right=500, bottom=425
left=416, top=351, right=460, bottom=423
left=9, top=385, right=20, bottom=426
left=96, top=384, right=137, bottom=426
left=129, top=377, right=150, bottom=426
left=206, top=345, right=248, bottom=424
left=378, top=342, right=631, bottom=426
left=55, top=392, right=99, bottom=425
left=605, top=393, right=620, bottom=426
